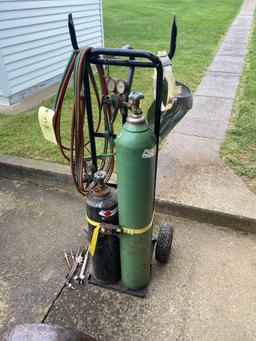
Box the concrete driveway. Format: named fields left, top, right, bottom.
left=1, top=179, right=256, bottom=340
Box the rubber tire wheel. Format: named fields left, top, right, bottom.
left=155, top=223, right=174, bottom=263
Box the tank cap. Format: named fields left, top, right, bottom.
left=128, top=91, right=144, bottom=115
left=126, top=114, right=145, bottom=125
left=92, top=170, right=110, bottom=197
left=94, top=170, right=106, bottom=184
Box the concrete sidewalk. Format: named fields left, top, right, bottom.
left=1, top=179, right=256, bottom=340
left=157, top=0, right=256, bottom=224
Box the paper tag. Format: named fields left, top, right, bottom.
left=142, top=147, right=155, bottom=159
left=38, top=106, right=57, bottom=144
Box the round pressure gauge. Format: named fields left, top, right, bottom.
left=107, top=77, right=116, bottom=93
left=116, top=79, right=129, bottom=95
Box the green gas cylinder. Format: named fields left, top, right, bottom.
left=115, top=92, right=156, bottom=289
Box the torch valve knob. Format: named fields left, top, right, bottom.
left=128, top=91, right=144, bottom=102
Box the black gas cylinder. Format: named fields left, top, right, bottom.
left=86, top=170, right=120, bottom=284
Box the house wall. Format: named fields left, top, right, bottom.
left=0, top=0, right=104, bottom=106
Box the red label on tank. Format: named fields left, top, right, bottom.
left=99, top=207, right=118, bottom=219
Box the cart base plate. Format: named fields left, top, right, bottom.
left=88, top=274, right=147, bottom=298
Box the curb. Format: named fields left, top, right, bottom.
left=1, top=155, right=255, bottom=233
left=0, top=155, right=75, bottom=193
left=156, top=198, right=256, bottom=234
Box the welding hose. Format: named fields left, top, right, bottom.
left=54, top=47, right=114, bottom=194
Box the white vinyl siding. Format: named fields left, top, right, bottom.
left=0, top=0, right=103, bottom=105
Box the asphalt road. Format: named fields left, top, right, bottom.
left=1, top=179, right=256, bottom=340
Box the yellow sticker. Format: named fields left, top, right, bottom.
left=38, top=106, right=57, bottom=144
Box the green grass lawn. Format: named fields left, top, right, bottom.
left=0, top=0, right=243, bottom=164
left=221, top=15, right=256, bottom=193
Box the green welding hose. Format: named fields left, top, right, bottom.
left=54, top=51, right=76, bottom=111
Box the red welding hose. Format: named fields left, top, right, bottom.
left=55, top=52, right=78, bottom=160
left=54, top=48, right=115, bottom=194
